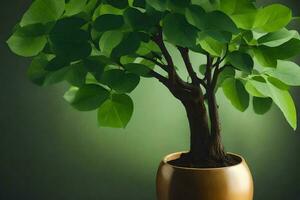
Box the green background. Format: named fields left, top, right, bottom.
left=1, top=0, right=300, bottom=199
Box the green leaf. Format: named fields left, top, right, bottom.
left=27, top=54, right=49, bottom=86
left=220, top=0, right=257, bottom=30
left=253, top=47, right=277, bottom=67
left=146, top=0, right=168, bottom=12
left=257, top=29, right=299, bottom=47
left=20, top=0, right=65, bottom=26
left=216, top=66, right=235, bottom=89
left=124, top=7, right=152, bottom=31
left=222, top=78, right=250, bottom=111
left=65, top=62, right=88, bottom=87
left=99, top=31, right=124, bottom=57
left=220, top=0, right=255, bottom=15
left=186, top=6, right=238, bottom=43
left=7, top=24, right=48, bottom=57
left=136, top=43, right=152, bottom=55
left=101, top=69, right=140, bottom=93
left=85, top=73, right=99, bottom=84
left=94, top=14, right=124, bottom=32
left=227, top=51, right=253, bottom=73
left=199, top=64, right=206, bottom=75
left=198, top=36, right=224, bottom=56
left=231, top=12, right=257, bottom=30
left=137, top=32, right=151, bottom=42
left=254, top=38, right=300, bottom=67
left=120, top=56, right=136, bottom=65
left=168, top=0, right=190, bottom=10
left=27, top=54, right=70, bottom=86
left=191, top=0, right=220, bottom=12
left=65, top=0, right=89, bottom=16
left=185, top=5, right=206, bottom=29
left=254, top=4, right=292, bottom=32
left=200, top=30, right=232, bottom=43
left=267, top=77, right=297, bottom=129
left=186, top=6, right=238, bottom=34
left=245, top=76, right=270, bottom=95
left=83, top=0, right=99, bottom=15
left=274, top=39, right=300, bottom=59
left=163, top=13, right=198, bottom=48
left=45, top=56, right=70, bottom=71
left=106, top=0, right=129, bottom=9
left=63, top=87, right=79, bottom=103
left=93, top=4, right=124, bottom=19
left=247, top=76, right=297, bottom=129
left=98, top=94, right=134, bottom=128
left=136, top=58, right=157, bottom=71
left=186, top=5, right=238, bottom=43
left=266, top=60, right=300, bottom=86
left=245, top=80, right=266, bottom=97
left=253, top=97, right=273, bottom=115
left=7, top=34, right=46, bottom=57
left=83, top=56, right=111, bottom=81
left=123, top=63, right=151, bottom=76
left=132, top=0, right=146, bottom=8
left=145, top=4, right=164, bottom=25
left=49, top=17, right=91, bottom=61
left=137, top=40, right=161, bottom=55
left=242, top=30, right=254, bottom=44
left=222, top=3, right=292, bottom=32
left=111, top=32, right=141, bottom=59
left=190, top=44, right=206, bottom=54
left=64, top=84, right=110, bottom=111
left=43, top=67, right=70, bottom=86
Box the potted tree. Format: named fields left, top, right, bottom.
left=7, top=0, right=300, bottom=199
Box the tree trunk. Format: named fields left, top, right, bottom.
left=182, top=97, right=210, bottom=163
left=207, top=91, right=226, bottom=161
left=167, top=81, right=227, bottom=167
left=178, top=93, right=226, bottom=167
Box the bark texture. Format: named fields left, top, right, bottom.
left=150, top=30, right=236, bottom=167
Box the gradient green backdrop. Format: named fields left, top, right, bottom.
left=1, top=1, right=300, bottom=199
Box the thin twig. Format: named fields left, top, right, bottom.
left=149, top=70, right=169, bottom=86
left=177, top=46, right=202, bottom=87
left=205, top=54, right=213, bottom=83
left=152, top=28, right=177, bottom=84
left=119, top=61, right=169, bottom=86
left=211, top=64, right=231, bottom=91
left=138, top=55, right=168, bottom=72
left=213, top=44, right=229, bottom=67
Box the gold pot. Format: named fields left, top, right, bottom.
left=156, top=152, right=253, bottom=200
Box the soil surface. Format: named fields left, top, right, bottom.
left=168, top=153, right=241, bottom=168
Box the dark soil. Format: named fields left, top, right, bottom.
left=168, top=153, right=241, bottom=168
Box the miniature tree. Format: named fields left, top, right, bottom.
left=7, top=0, right=300, bottom=167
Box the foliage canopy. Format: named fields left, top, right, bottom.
left=7, top=0, right=300, bottom=129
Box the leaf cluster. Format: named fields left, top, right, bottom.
left=7, top=0, right=300, bottom=129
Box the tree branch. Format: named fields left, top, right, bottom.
left=198, top=78, right=208, bottom=89
left=177, top=46, right=203, bottom=87
left=213, top=44, right=229, bottom=68
left=138, top=55, right=168, bottom=72
left=207, top=90, right=220, bottom=137
left=149, top=70, right=169, bottom=86
left=211, top=66, right=221, bottom=91
left=205, top=55, right=222, bottom=137
left=152, top=28, right=177, bottom=84
left=205, top=54, right=213, bottom=83
left=211, top=64, right=231, bottom=91
left=119, top=62, right=169, bottom=87
left=151, top=51, right=165, bottom=63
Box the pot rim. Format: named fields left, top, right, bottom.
left=162, top=151, right=245, bottom=171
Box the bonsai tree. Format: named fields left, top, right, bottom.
left=7, top=0, right=300, bottom=167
